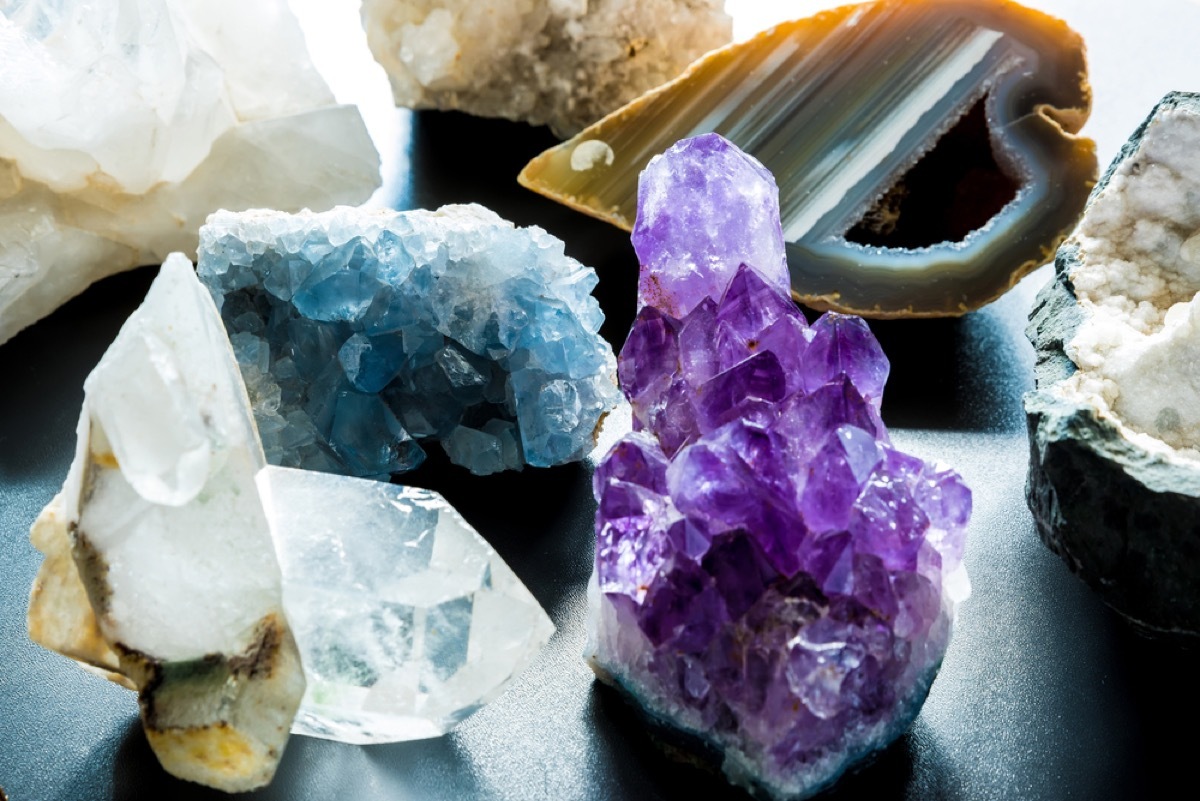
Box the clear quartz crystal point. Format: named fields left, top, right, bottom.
left=257, top=465, right=555, bottom=744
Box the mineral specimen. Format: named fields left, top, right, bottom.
left=0, top=0, right=381, bottom=346
left=520, top=0, right=1098, bottom=317
left=29, top=254, right=557, bottom=785
left=1026, top=92, right=1200, bottom=638
left=26, top=254, right=306, bottom=792
left=258, top=465, right=555, bottom=743
left=360, top=0, right=732, bottom=137
left=198, top=204, right=619, bottom=478
left=590, top=135, right=971, bottom=799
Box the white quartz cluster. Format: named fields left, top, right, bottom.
left=0, top=0, right=382, bottom=345
left=1060, top=99, right=1200, bottom=456
left=28, top=256, right=553, bottom=790
left=360, top=0, right=732, bottom=137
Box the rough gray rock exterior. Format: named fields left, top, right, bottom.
left=1025, top=92, right=1200, bottom=638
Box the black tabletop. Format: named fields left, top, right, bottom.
left=4, top=2, right=1200, bottom=799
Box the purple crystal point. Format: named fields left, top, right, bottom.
left=633, top=134, right=789, bottom=319
left=594, top=135, right=972, bottom=800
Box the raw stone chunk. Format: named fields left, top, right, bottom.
left=1026, top=92, right=1200, bottom=638
left=0, top=0, right=381, bottom=346
left=27, top=255, right=305, bottom=793
left=259, top=465, right=555, bottom=744
left=360, top=0, right=732, bottom=137
left=198, top=204, right=619, bottom=479
left=591, top=135, right=971, bottom=800
left=521, top=0, right=1097, bottom=317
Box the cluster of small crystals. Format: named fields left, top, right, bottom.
left=198, top=205, right=619, bottom=478
left=592, top=135, right=971, bottom=798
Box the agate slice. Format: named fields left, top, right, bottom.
left=0, top=0, right=381, bottom=346
left=27, top=255, right=305, bottom=792
left=1026, top=92, right=1200, bottom=638
left=590, top=135, right=971, bottom=799
left=360, top=0, right=731, bottom=137
left=521, top=0, right=1098, bottom=317
left=198, top=205, right=619, bottom=478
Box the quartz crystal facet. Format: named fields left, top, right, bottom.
left=360, top=0, right=732, bottom=137
left=591, top=135, right=971, bottom=799
left=521, top=0, right=1097, bottom=317
left=26, top=255, right=306, bottom=793
left=259, top=465, right=555, bottom=744
left=1026, top=92, right=1200, bottom=638
left=0, top=0, right=382, bottom=345
left=197, top=205, right=619, bottom=478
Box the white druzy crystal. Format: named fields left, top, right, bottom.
left=0, top=0, right=382, bottom=345
left=1061, top=98, right=1200, bottom=456
left=258, top=465, right=555, bottom=744
left=29, top=254, right=306, bottom=792
left=360, top=0, right=732, bottom=137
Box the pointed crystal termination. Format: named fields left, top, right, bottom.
left=591, top=136, right=972, bottom=800
left=521, top=0, right=1098, bottom=317
left=360, top=0, right=732, bottom=138
left=26, top=255, right=305, bottom=793
left=0, top=0, right=381, bottom=346
left=258, top=466, right=555, bottom=744
left=197, top=204, right=619, bottom=479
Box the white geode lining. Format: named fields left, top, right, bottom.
left=1057, top=105, right=1200, bottom=459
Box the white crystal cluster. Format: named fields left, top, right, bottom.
left=0, top=0, right=382, bottom=345
left=360, top=0, right=732, bottom=137
left=260, top=466, right=554, bottom=744
left=1060, top=100, right=1200, bottom=456
left=29, top=257, right=553, bottom=790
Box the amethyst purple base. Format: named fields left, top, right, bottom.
left=587, top=555, right=951, bottom=800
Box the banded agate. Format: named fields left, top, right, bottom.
left=520, top=0, right=1098, bottom=317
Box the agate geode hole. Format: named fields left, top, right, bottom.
left=589, top=133, right=971, bottom=800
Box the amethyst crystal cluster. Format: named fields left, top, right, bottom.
left=590, top=134, right=972, bottom=799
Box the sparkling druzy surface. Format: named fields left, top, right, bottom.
left=198, top=205, right=619, bottom=478
left=520, top=0, right=1098, bottom=317
left=0, top=0, right=381, bottom=346
left=1026, top=92, right=1200, bottom=638
left=591, top=135, right=971, bottom=799
left=259, top=466, right=555, bottom=744
left=360, top=0, right=731, bottom=138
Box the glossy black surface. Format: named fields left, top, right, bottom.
left=3, top=104, right=1200, bottom=801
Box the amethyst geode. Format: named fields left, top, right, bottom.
left=589, top=134, right=971, bottom=799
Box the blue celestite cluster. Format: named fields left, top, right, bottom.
left=197, top=204, right=619, bottom=477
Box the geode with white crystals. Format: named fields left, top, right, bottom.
left=590, top=135, right=971, bottom=799
left=1026, top=92, right=1200, bottom=638
left=198, top=204, right=619, bottom=478
left=360, top=0, right=732, bottom=137
left=26, top=254, right=306, bottom=792
left=0, top=0, right=381, bottom=345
